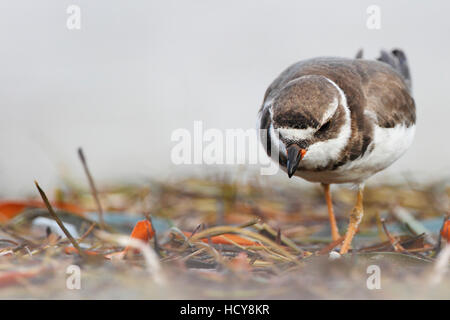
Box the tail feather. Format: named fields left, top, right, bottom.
left=377, top=48, right=412, bottom=90
left=355, top=48, right=363, bottom=59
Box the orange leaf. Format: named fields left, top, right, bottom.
left=183, top=232, right=260, bottom=246
left=124, top=220, right=154, bottom=254
left=0, top=200, right=85, bottom=223
left=100, top=220, right=155, bottom=260
left=52, top=201, right=85, bottom=215
left=0, top=202, right=29, bottom=222
left=441, top=219, right=450, bottom=243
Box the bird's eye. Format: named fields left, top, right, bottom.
left=317, top=120, right=331, bottom=133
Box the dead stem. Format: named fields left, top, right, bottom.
left=78, top=222, right=97, bottom=242
left=78, top=147, right=105, bottom=229
left=34, top=181, right=86, bottom=258
left=253, top=222, right=302, bottom=254
left=317, top=235, right=345, bottom=255
left=381, top=218, right=405, bottom=252
left=191, top=226, right=298, bottom=263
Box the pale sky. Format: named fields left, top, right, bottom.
left=1, top=0, right=449, bottom=196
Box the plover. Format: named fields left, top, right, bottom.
left=258, top=49, right=416, bottom=254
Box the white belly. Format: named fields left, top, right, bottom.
left=294, top=124, right=416, bottom=184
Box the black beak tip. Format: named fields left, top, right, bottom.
left=286, top=160, right=294, bottom=178
left=286, top=145, right=304, bottom=179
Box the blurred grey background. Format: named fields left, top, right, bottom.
left=1, top=0, right=449, bottom=196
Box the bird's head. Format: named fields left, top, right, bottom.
left=269, top=75, right=350, bottom=177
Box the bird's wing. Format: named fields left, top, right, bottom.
left=361, top=63, right=416, bottom=128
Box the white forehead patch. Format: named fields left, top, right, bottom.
left=277, top=127, right=316, bottom=141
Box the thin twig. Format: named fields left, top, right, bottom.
left=317, top=235, right=345, bottom=255
left=176, top=223, right=203, bottom=252
left=253, top=222, right=302, bottom=254
left=276, top=228, right=281, bottom=246
left=237, top=218, right=260, bottom=229
left=78, top=222, right=97, bottom=242
left=34, top=181, right=86, bottom=258
left=78, top=147, right=105, bottom=229
left=191, top=226, right=298, bottom=263
left=381, top=218, right=404, bottom=252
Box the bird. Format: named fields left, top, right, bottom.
left=258, top=49, right=416, bottom=254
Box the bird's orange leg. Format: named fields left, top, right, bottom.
left=322, top=183, right=340, bottom=242
left=340, top=185, right=364, bottom=254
